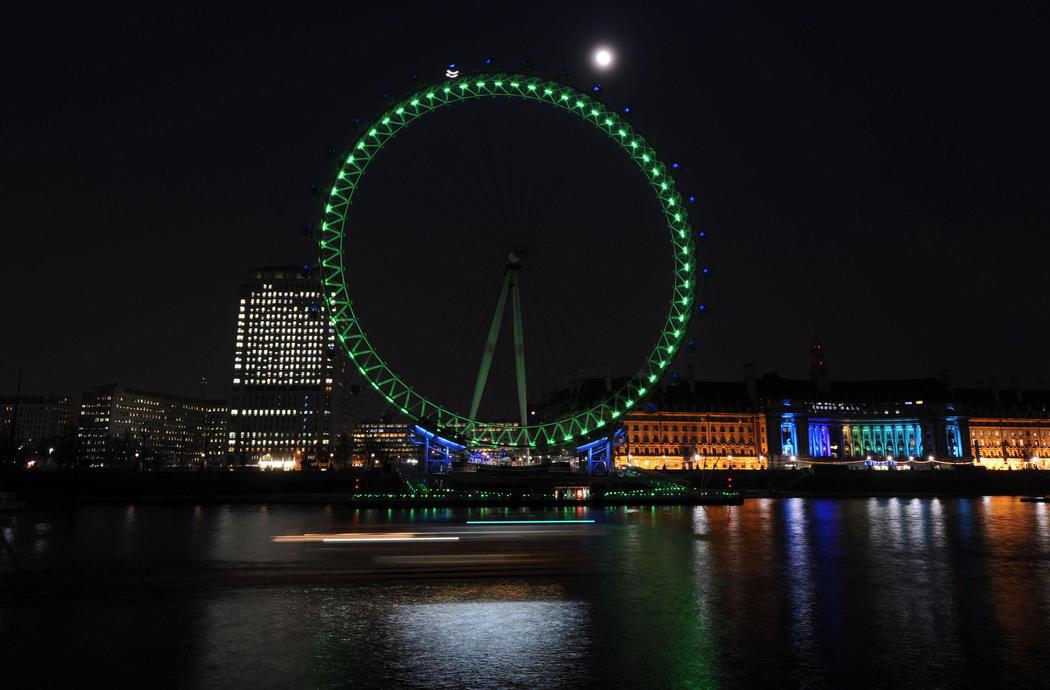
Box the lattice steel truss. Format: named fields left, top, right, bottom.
left=319, top=72, right=699, bottom=448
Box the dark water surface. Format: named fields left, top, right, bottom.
left=3, top=498, right=1050, bottom=688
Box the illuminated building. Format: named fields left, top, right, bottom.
left=956, top=385, right=1050, bottom=470
left=203, top=399, right=229, bottom=464
left=351, top=422, right=417, bottom=467
left=620, top=373, right=1050, bottom=470
left=425, top=360, right=1050, bottom=471
left=619, top=380, right=768, bottom=470
left=615, top=373, right=969, bottom=470
left=227, top=266, right=350, bottom=470
left=758, top=373, right=966, bottom=465
left=76, top=385, right=227, bottom=468
left=539, top=376, right=768, bottom=470
left=1, top=394, right=75, bottom=465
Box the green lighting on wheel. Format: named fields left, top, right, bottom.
left=317, top=72, right=700, bottom=449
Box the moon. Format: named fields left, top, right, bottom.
left=594, top=47, right=614, bottom=69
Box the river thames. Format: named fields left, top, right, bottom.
left=3, top=497, right=1049, bottom=687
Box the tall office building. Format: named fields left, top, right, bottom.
left=227, top=266, right=350, bottom=469
left=76, top=385, right=227, bottom=468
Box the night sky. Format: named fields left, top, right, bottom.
left=2, top=2, right=1048, bottom=416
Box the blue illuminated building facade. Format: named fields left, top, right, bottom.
left=758, top=374, right=969, bottom=463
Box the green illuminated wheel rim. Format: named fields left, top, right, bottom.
left=319, top=72, right=698, bottom=448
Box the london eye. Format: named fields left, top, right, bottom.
left=318, top=71, right=700, bottom=450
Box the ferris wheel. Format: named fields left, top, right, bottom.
left=319, top=71, right=700, bottom=450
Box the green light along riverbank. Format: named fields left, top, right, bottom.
left=4, top=466, right=1050, bottom=506
left=0, top=474, right=742, bottom=507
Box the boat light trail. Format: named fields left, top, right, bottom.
left=272, top=532, right=460, bottom=543
left=465, top=519, right=596, bottom=525
left=321, top=536, right=460, bottom=543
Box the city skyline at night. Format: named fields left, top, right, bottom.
left=4, top=4, right=1050, bottom=688
left=2, top=3, right=1048, bottom=407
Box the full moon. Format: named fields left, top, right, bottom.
left=594, top=47, right=614, bottom=68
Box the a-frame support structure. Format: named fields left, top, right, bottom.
left=469, top=247, right=528, bottom=427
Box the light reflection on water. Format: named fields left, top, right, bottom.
left=3, top=498, right=1050, bottom=687
left=390, top=596, right=588, bottom=688
left=782, top=497, right=820, bottom=683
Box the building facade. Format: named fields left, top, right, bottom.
left=617, top=381, right=768, bottom=470
left=757, top=374, right=967, bottom=465
left=1, top=394, right=76, bottom=465
left=76, top=385, right=227, bottom=468
left=351, top=422, right=417, bottom=467
left=967, top=418, right=1050, bottom=469
left=956, top=387, right=1050, bottom=470
left=597, top=371, right=1050, bottom=470
left=227, top=266, right=349, bottom=470
left=621, top=411, right=768, bottom=470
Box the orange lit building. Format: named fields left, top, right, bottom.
left=968, top=419, right=1050, bottom=470
left=957, top=385, right=1050, bottom=470
left=617, top=381, right=768, bottom=470
left=621, top=410, right=767, bottom=470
